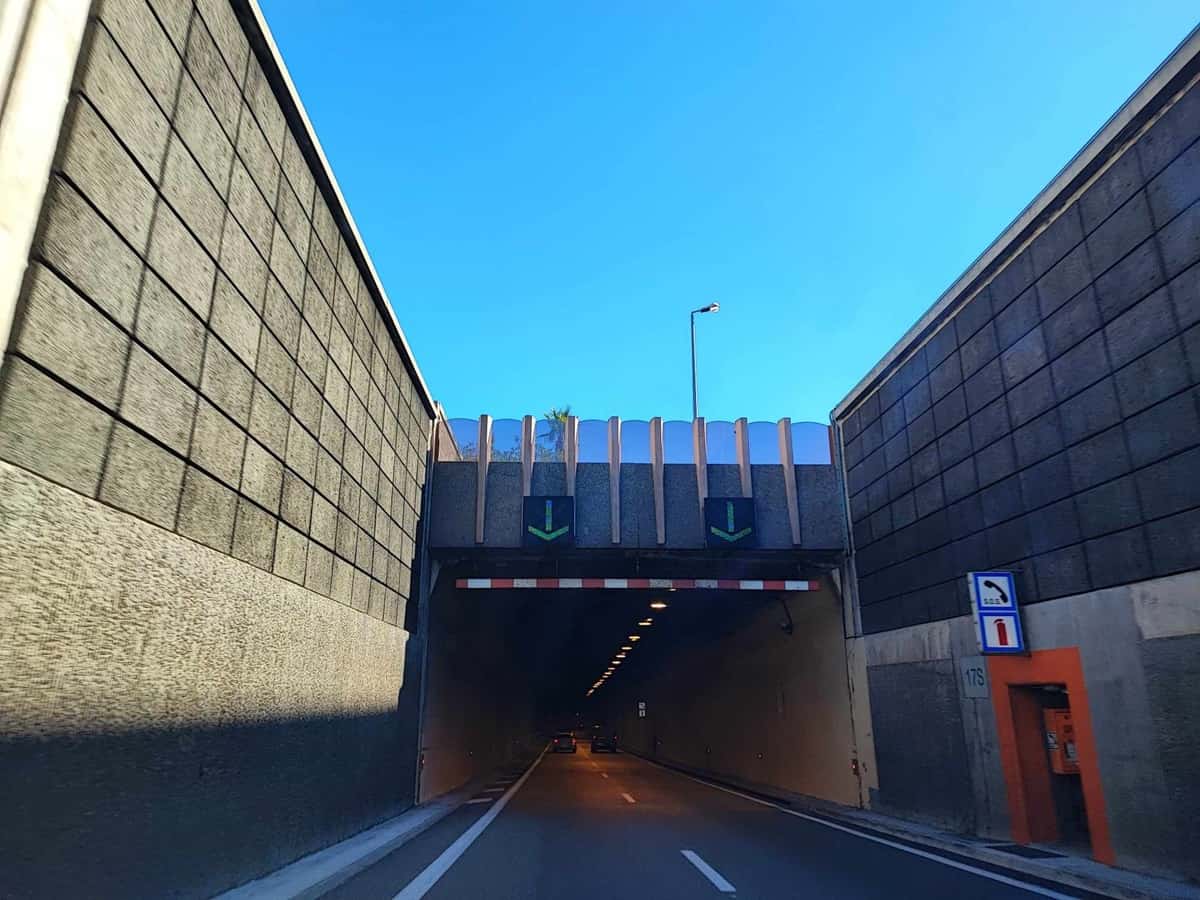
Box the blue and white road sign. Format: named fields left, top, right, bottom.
left=968, top=571, right=1025, bottom=654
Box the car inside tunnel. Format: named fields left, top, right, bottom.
left=413, top=551, right=863, bottom=812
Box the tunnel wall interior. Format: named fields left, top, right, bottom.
left=836, top=55, right=1200, bottom=881
left=0, top=1, right=433, bottom=895
left=417, top=576, right=542, bottom=802
left=608, top=587, right=862, bottom=809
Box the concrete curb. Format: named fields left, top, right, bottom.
left=213, top=756, right=541, bottom=900
left=623, top=750, right=1198, bottom=900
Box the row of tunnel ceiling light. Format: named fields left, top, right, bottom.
left=586, top=598, right=669, bottom=698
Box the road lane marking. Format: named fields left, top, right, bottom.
left=464, top=798, right=492, bottom=805
left=480, top=787, right=505, bottom=793
left=391, top=748, right=546, bottom=900
left=642, top=757, right=1075, bottom=900
left=681, top=850, right=735, bottom=893
left=600, top=773, right=608, bottom=778
left=621, top=792, right=636, bottom=804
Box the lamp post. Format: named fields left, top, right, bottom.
left=690, top=302, right=720, bottom=420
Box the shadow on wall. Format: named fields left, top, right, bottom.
left=1, top=711, right=414, bottom=900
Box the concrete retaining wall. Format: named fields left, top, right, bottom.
left=831, top=32, right=1200, bottom=884
left=0, top=1, right=433, bottom=895
left=858, top=571, right=1200, bottom=881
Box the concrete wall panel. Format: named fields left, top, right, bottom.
left=662, top=464, right=703, bottom=547
left=575, top=462, right=612, bottom=547
left=1141, top=634, right=1200, bottom=880
left=530, top=461, right=566, bottom=496
left=867, top=659, right=974, bottom=831
left=619, top=463, right=656, bottom=547
left=428, top=462, right=474, bottom=547
left=750, top=464, right=792, bottom=548
left=482, top=462, right=521, bottom=547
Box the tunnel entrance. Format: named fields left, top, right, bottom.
left=413, top=551, right=860, bottom=810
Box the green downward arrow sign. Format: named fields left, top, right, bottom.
left=710, top=500, right=753, bottom=542
left=528, top=498, right=569, bottom=541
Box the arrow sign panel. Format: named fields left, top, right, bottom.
left=705, top=497, right=757, bottom=548
left=523, top=496, right=575, bottom=548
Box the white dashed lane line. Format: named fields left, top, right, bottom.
left=620, top=793, right=636, bottom=804
left=681, top=850, right=736, bottom=894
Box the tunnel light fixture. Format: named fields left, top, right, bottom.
left=628, top=635, right=641, bottom=641
left=621, top=645, right=632, bottom=651
left=650, top=600, right=668, bottom=609
left=638, top=619, right=653, bottom=626
left=616, top=653, right=626, bottom=659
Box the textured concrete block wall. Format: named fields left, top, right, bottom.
left=0, top=462, right=411, bottom=898
left=0, top=0, right=433, bottom=894
left=0, top=0, right=432, bottom=627
left=837, top=78, right=1200, bottom=635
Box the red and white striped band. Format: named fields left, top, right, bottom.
left=454, top=577, right=819, bottom=591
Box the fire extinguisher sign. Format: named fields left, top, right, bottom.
left=968, top=571, right=1026, bottom=654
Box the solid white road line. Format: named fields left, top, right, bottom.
left=215, top=794, right=462, bottom=900
left=680, top=850, right=736, bottom=893
left=392, top=748, right=546, bottom=900
left=600, top=773, right=609, bottom=779
left=464, top=798, right=493, bottom=805
left=621, top=792, right=636, bottom=804
left=644, top=758, right=1076, bottom=900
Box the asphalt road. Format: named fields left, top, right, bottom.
left=327, top=744, right=1076, bottom=899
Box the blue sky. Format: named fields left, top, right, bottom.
left=260, top=1, right=1197, bottom=424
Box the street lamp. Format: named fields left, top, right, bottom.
left=690, top=302, right=720, bottom=420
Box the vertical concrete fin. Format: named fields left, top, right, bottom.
left=777, top=418, right=801, bottom=545
left=608, top=415, right=621, bottom=544
left=693, top=417, right=708, bottom=520
left=650, top=416, right=665, bottom=545
left=565, top=415, right=578, bottom=497
left=475, top=415, right=491, bottom=544
left=0, top=0, right=92, bottom=358
left=520, top=415, right=534, bottom=497
left=734, top=417, right=752, bottom=498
